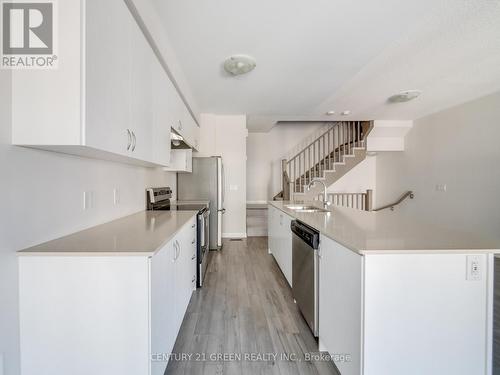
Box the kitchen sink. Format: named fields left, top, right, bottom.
left=296, top=208, right=330, bottom=213
left=285, top=205, right=330, bottom=213
left=286, top=205, right=319, bottom=210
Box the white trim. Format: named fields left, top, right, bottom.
left=246, top=200, right=268, bottom=205
left=222, top=233, right=247, bottom=239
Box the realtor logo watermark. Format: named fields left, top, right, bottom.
left=1, top=0, right=58, bottom=69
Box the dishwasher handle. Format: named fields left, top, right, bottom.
left=291, top=220, right=320, bottom=249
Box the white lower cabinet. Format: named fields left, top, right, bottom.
left=318, top=234, right=363, bottom=375
left=268, top=205, right=293, bottom=287
left=319, top=234, right=491, bottom=375
left=18, top=217, right=197, bottom=375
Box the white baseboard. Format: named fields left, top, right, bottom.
left=222, top=233, right=247, bottom=239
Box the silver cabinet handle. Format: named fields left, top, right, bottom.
left=131, top=131, right=136, bottom=152
left=172, top=242, right=177, bottom=262
left=178, top=120, right=182, bottom=130
left=126, top=129, right=132, bottom=151
left=316, top=248, right=323, bottom=259
left=176, top=240, right=180, bottom=260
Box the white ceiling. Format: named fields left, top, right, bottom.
left=152, top=0, right=500, bottom=132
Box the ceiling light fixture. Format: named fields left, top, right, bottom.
left=326, top=110, right=335, bottom=115
left=223, top=55, right=256, bottom=76
left=388, top=90, right=421, bottom=103
left=341, top=110, right=351, bottom=116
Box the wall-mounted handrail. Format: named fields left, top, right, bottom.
left=373, top=191, right=414, bottom=212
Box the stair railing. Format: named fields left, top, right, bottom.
left=373, top=191, right=414, bottom=211
left=322, top=189, right=373, bottom=211
left=285, top=121, right=367, bottom=194
left=281, top=159, right=292, bottom=201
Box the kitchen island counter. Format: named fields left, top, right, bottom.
left=268, top=200, right=499, bottom=254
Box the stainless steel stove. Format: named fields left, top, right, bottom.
left=146, top=187, right=210, bottom=287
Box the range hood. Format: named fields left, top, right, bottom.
left=171, top=129, right=191, bottom=149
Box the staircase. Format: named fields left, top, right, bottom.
left=274, top=121, right=373, bottom=201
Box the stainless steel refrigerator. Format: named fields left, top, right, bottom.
left=177, top=156, right=224, bottom=250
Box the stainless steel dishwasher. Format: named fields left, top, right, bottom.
left=291, top=220, right=320, bottom=337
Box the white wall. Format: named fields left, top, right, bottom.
left=327, top=156, right=376, bottom=197
left=196, top=114, right=247, bottom=238
left=0, top=70, right=177, bottom=375
left=376, top=91, right=500, bottom=241
left=246, top=122, right=324, bottom=202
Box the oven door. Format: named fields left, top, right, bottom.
left=198, top=209, right=210, bottom=287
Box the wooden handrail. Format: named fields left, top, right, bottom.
left=281, top=159, right=291, bottom=201
left=288, top=121, right=370, bottom=163
left=373, top=191, right=414, bottom=212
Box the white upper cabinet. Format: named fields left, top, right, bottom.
left=85, top=0, right=132, bottom=159
left=11, top=0, right=197, bottom=167
left=151, top=59, right=172, bottom=166
left=129, top=15, right=154, bottom=163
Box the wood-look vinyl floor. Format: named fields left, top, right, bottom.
left=165, top=237, right=339, bottom=375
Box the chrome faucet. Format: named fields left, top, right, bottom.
left=307, top=178, right=331, bottom=208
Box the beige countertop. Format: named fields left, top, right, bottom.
left=269, top=201, right=500, bottom=254
left=17, top=210, right=197, bottom=256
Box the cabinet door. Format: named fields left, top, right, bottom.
left=129, top=18, right=153, bottom=162
left=180, top=218, right=196, bottom=302
left=179, top=106, right=197, bottom=148
left=85, top=0, right=132, bottom=156
left=150, top=241, right=177, bottom=375
left=275, top=212, right=284, bottom=270
left=319, top=235, right=362, bottom=375
left=152, top=58, right=171, bottom=166
left=267, top=206, right=275, bottom=253
left=171, top=219, right=196, bottom=332
left=164, top=149, right=192, bottom=172
left=280, top=213, right=293, bottom=286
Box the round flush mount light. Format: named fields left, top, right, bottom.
left=388, top=90, right=422, bottom=103
left=223, top=55, right=256, bottom=76
left=325, top=110, right=335, bottom=115
left=341, top=110, right=351, bottom=116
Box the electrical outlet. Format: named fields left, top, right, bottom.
left=435, top=184, right=447, bottom=192
left=113, top=188, right=120, bottom=205
left=466, top=255, right=481, bottom=281
left=83, top=191, right=94, bottom=210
